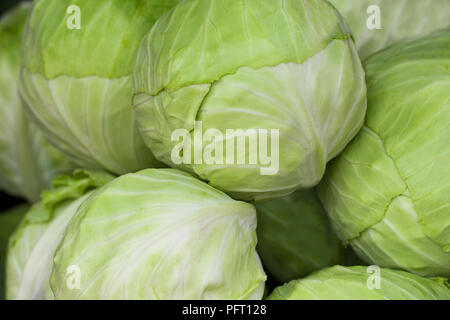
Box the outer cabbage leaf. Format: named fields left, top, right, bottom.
left=267, top=265, right=450, bottom=300
left=50, top=169, right=266, bottom=300
left=133, top=0, right=367, bottom=201
left=19, top=0, right=182, bottom=174
left=318, top=31, right=450, bottom=277
left=329, top=0, right=450, bottom=60
left=6, top=170, right=114, bottom=300
left=256, top=189, right=346, bottom=283
left=0, top=3, right=74, bottom=202
left=0, top=204, right=28, bottom=300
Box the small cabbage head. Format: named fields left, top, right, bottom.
left=329, top=0, right=450, bottom=60
left=0, top=205, right=28, bottom=300
left=133, top=0, right=367, bottom=201
left=6, top=170, right=114, bottom=300
left=318, top=31, right=450, bottom=277
left=19, top=0, right=183, bottom=174
left=50, top=169, right=266, bottom=300
left=256, top=189, right=346, bottom=283
left=267, top=266, right=450, bottom=300
left=0, top=3, right=74, bottom=202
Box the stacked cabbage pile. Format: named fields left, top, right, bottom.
left=0, top=0, right=449, bottom=300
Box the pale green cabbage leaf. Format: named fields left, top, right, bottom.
left=268, top=265, right=450, bottom=300
left=6, top=170, right=114, bottom=300
left=50, top=169, right=266, bottom=300
left=133, top=0, right=367, bottom=201
left=256, top=189, right=346, bottom=283
left=0, top=204, right=29, bottom=300
left=19, top=0, right=182, bottom=175
left=329, top=0, right=450, bottom=60
left=0, top=3, right=74, bottom=202
left=318, top=30, right=450, bottom=277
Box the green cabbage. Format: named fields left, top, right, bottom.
left=0, top=3, right=74, bottom=202
left=268, top=265, right=450, bottom=300
left=329, top=0, right=450, bottom=60
left=133, top=0, right=367, bottom=201
left=256, top=189, right=346, bottom=283
left=6, top=170, right=114, bottom=300
left=19, top=0, right=183, bottom=175
left=0, top=204, right=28, bottom=300
left=317, top=31, right=450, bottom=277
left=50, top=169, right=266, bottom=299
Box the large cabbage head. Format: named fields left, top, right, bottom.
left=0, top=204, right=28, bottom=300
left=256, top=189, right=346, bottom=283
left=318, top=31, right=450, bottom=277
left=0, top=3, right=74, bottom=202
left=50, top=169, right=266, bottom=299
left=6, top=170, right=114, bottom=300
left=329, top=0, right=450, bottom=60
left=19, top=0, right=183, bottom=175
left=133, top=0, right=367, bottom=201
left=268, top=266, right=450, bottom=300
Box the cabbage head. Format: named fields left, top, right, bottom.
left=19, top=0, right=182, bottom=175
left=256, top=189, right=346, bottom=283
left=267, top=266, right=450, bottom=300
left=329, top=0, right=450, bottom=60
left=317, top=31, right=450, bottom=277
left=6, top=170, right=114, bottom=300
left=50, top=169, right=266, bottom=299
left=133, top=0, right=367, bottom=201
left=0, top=3, right=74, bottom=202
left=0, top=204, right=28, bottom=300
